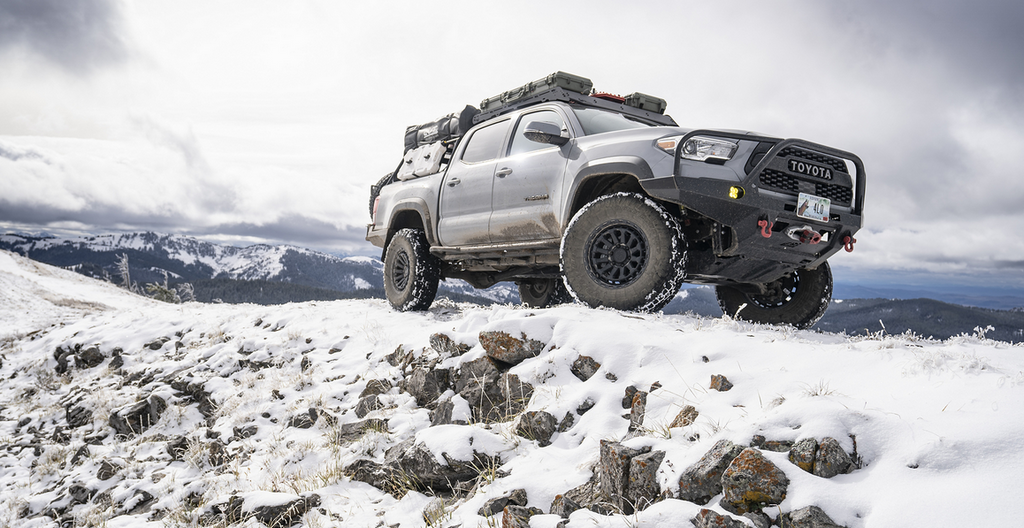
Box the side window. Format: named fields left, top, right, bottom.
left=461, top=120, right=510, bottom=164
left=509, top=110, right=565, bottom=156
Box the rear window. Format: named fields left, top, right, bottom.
left=572, top=107, right=652, bottom=136
left=461, top=120, right=510, bottom=163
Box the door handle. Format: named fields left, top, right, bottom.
left=447, top=178, right=461, bottom=187
left=495, top=167, right=513, bottom=178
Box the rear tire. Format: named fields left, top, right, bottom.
left=518, top=278, right=572, bottom=308
left=560, top=193, right=686, bottom=313
left=715, top=262, right=832, bottom=329
left=384, top=228, right=440, bottom=311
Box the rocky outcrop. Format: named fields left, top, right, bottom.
left=678, top=439, right=746, bottom=505
left=779, top=505, right=846, bottom=527
left=479, top=331, right=546, bottom=365
left=109, top=395, right=167, bottom=436
left=787, top=437, right=854, bottom=478
left=720, top=448, right=789, bottom=514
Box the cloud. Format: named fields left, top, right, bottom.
left=821, top=0, right=1024, bottom=93
left=0, top=0, right=128, bottom=74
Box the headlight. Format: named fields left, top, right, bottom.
left=656, top=135, right=738, bottom=163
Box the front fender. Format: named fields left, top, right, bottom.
left=563, top=156, right=659, bottom=221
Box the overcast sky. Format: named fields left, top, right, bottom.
left=1, top=0, right=1023, bottom=289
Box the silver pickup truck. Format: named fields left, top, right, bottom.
left=366, top=73, right=865, bottom=328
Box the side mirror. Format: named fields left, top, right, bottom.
left=524, top=121, right=569, bottom=146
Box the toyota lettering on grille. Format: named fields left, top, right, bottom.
left=788, top=159, right=833, bottom=180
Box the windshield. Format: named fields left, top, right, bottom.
left=572, top=107, right=652, bottom=136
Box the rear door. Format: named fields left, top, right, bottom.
left=437, top=118, right=512, bottom=246
left=488, top=109, right=572, bottom=243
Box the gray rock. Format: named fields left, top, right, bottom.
left=779, top=505, right=845, bottom=528
left=430, top=399, right=456, bottom=426
left=70, top=445, right=90, bottom=465
left=75, top=346, right=105, bottom=369
left=146, top=337, right=171, bottom=350
left=678, top=439, right=746, bottom=505
left=97, top=460, right=121, bottom=481
left=429, top=333, right=470, bottom=356
left=232, top=425, right=258, bottom=440
left=167, top=436, right=189, bottom=460
left=477, top=489, right=528, bottom=516
left=622, top=385, right=638, bottom=409
left=721, top=448, right=789, bottom=515
left=66, top=404, right=92, bottom=429
left=563, top=474, right=600, bottom=510
left=288, top=408, right=319, bottom=429
left=626, top=450, right=665, bottom=511
left=813, top=437, right=853, bottom=478
left=762, top=440, right=794, bottom=452
left=508, top=488, right=528, bottom=506
left=455, top=357, right=504, bottom=422
left=628, top=390, right=648, bottom=433
left=598, top=440, right=651, bottom=514
left=743, top=511, right=773, bottom=528
left=502, top=505, right=542, bottom=528
left=571, top=355, right=601, bottom=381
left=670, top=405, right=699, bottom=428
left=360, top=379, right=393, bottom=398
left=250, top=494, right=321, bottom=528
left=501, top=372, right=534, bottom=416
left=789, top=438, right=818, bottom=473
left=383, top=438, right=500, bottom=492
left=709, top=374, right=733, bottom=391
left=515, top=410, right=558, bottom=447
left=558, top=411, right=575, bottom=433
left=207, top=439, right=229, bottom=466
left=384, top=345, right=412, bottom=368
left=549, top=494, right=581, bottom=518
left=400, top=368, right=450, bottom=407
left=334, top=418, right=388, bottom=443
left=109, top=395, right=167, bottom=436
left=691, top=508, right=747, bottom=528
left=344, top=459, right=392, bottom=491
left=354, top=395, right=383, bottom=418
left=479, top=330, right=545, bottom=365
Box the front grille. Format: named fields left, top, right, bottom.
left=760, top=168, right=799, bottom=193
left=814, top=182, right=852, bottom=205
left=778, top=147, right=847, bottom=174
left=759, top=168, right=852, bottom=206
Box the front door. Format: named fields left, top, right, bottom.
left=488, top=109, right=571, bottom=243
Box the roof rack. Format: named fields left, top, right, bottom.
left=471, top=87, right=677, bottom=127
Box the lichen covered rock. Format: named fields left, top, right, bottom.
left=721, top=448, right=789, bottom=514
left=678, top=439, right=745, bottom=505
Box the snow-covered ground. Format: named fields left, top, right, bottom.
left=2, top=249, right=1023, bottom=527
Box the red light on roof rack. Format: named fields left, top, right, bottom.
left=590, top=92, right=626, bottom=104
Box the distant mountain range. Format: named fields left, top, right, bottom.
left=0, top=232, right=517, bottom=305
left=2, top=232, right=1021, bottom=342
left=665, top=286, right=1024, bottom=343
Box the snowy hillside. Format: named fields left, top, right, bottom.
left=1, top=250, right=1023, bottom=528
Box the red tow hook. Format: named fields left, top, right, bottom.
left=758, top=219, right=773, bottom=238
left=843, top=235, right=857, bottom=252
left=799, top=230, right=822, bottom=245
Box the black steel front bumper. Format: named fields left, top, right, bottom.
left=655, top=130, right=866, bottom=285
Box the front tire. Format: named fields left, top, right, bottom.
left=384, top=228, right=440, bottom=311
left=561, top=193, right=687, bottom=312
left=518, top=278, right=572, bottom=308
left=715, top=262, right=832, bottom=329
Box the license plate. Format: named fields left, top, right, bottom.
left=797, top=192, right=830, bottom=222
